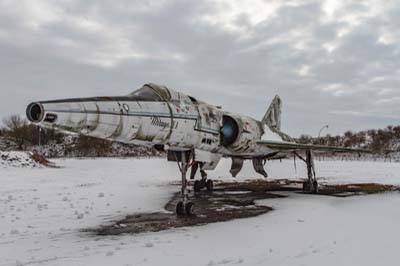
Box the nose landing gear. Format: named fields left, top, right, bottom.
left=176, top=201, right=194, bottom=216
left=169, top=150, right=196, bottom=216
left=169, top=150, right=217, bottom=216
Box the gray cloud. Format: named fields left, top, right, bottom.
left=0, top=0, right=399, bottom=136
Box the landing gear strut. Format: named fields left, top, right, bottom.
left=295, top=150, right=318, bottom=193
left=191, top=162, right=214, bottom=192
left=173, top=150, right=195, bottom=216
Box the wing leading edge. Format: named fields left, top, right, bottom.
left=256, top=140, right=371, bottom=153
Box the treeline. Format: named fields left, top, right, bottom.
left=0, top=115, right=64, bottom=149
left=0, top=114, right=162, bottom=157
left=297, top=126, right=400, bottom=154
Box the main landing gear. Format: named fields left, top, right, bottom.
left=295, top=150, right=318, bottom=193
left=190, top=162, right=213, bottom=193
left=193, top=179, right=214, bottom=192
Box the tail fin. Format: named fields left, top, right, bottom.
left=261, top=95, right=282, bottom=130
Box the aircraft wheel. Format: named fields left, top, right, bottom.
left=312, top=180, right=318, bottom=193
left=302, top=181, right=310, bottom=192
left=206, top=179, right=214, bottom=192
left=176, top=201, right=185, bottom=216
left=185, top=202, right=195, bottom=216
left=194, top=180, right=202, bottom=192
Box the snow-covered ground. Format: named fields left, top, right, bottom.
left=0, top=152, right=42, bottom=168
left=1, top=158, right=400, bottom=266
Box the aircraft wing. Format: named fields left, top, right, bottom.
left=256, top=140, right=371, bottom=153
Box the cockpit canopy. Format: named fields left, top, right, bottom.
left=129, top=83, right=201, bottom=104
left=129, top=83, right=171, bottom=101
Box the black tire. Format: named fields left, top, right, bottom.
left=302, top=181, right=310, bottom=192
left=206, top=179, right=214, bottom=192
left=194, top=180, right=202, bottom=192
left=176, top=201, right=185, bottom=216
left=185, top=202, right=194, bottom=216
left=312, top=180, right=318, bottom=193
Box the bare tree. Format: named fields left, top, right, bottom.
left=2, top=115, right=30, bottom=149
left=298, top=134, right=312, bottom=144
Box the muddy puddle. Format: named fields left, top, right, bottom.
left=86, top=179, right=400, bottom=236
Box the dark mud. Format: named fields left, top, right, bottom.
left=86, top=179, right=400, bottom=236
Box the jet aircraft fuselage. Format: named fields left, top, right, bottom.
left=27, top=83, right=283, bottom=171
left=27, top=83, right=367, bottom=215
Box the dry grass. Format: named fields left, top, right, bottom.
left=30, top=152, right=57, bottom=167
left=322, top=183, right=398, bottom=194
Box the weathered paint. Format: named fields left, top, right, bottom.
left=27, top=83, right=285, bottom=176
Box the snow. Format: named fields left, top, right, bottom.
left=0, top=151, right=42, bottom=168
left=0, top=158, right=400, bottom=266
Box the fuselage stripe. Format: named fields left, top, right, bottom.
left=46, top=109, right=198, bottom=119
left=45, top=109, right=220, bottom=134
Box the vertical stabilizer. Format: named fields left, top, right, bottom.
left=260, top=95, right=293, bottom=142
left=261, top=95, right=282, bottom=130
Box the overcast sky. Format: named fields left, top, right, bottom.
left=0, top=0, right=399, bottom=136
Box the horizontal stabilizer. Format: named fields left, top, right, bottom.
left=257, top=140, right=371, bottom=153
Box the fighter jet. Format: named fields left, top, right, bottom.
left=26, top=83, right=367, bottom=216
